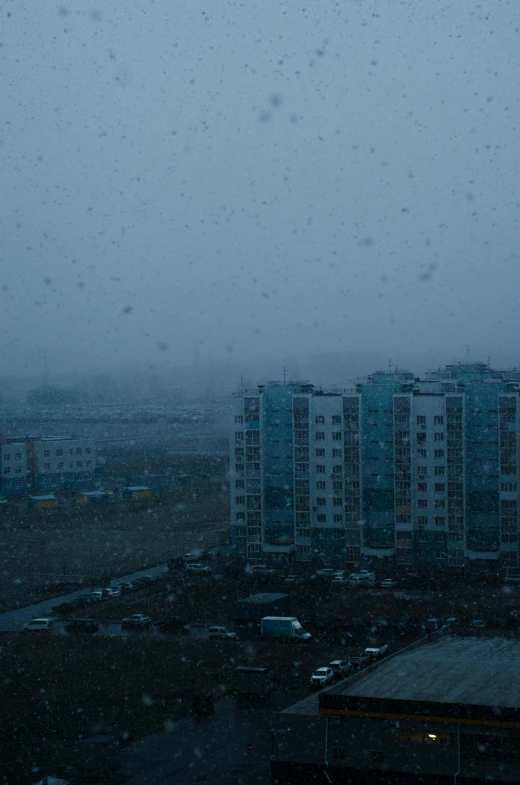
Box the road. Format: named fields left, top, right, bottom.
left=121, top=689, right=313, bottom=785
left=0, top=562, right=168, bottom=632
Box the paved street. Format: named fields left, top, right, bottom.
left=121, top=690, right=312, bottom=785
left=0, top=562, right=168, bottom=631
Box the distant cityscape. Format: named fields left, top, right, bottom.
left=230, top=362, right=520, bottom=570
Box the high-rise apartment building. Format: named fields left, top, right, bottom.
left=230, top=364, right=520, bottom=570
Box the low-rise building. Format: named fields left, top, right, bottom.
left=0, top=435, right=96, bottom=494
left=272, top=634, right=520, bottom=783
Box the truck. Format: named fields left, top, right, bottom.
left=260, top=616, right=311, bottom=640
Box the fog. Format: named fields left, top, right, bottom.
left=1, top=1, right=519, bottom=378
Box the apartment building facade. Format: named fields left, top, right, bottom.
left=230, top=364, right=520, bottom=569
left=1, top=435, right=96, bottom=494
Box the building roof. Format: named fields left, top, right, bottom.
left=335, top=636, right=520, bottom=708
left=239, top=593, right=289, bottom=604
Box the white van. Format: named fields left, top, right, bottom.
left=23, top=618, right=54, bottom=632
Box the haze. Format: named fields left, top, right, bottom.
left=1, top=0, right=519, bottom=378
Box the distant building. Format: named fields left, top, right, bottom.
left=0, top=435, right=96, bottom=494
left=272, top=634, right=520, bottom=783
left=230, top=363, right=520, bottom=570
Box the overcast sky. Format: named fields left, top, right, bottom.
left=1, top=0, right=519, bottom=378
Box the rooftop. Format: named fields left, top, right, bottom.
left=239, top=592, right=289, bottom=604
left=335, top=636, right=520, bottom=708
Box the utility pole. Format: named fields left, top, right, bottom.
left=281, top=365, right=287, bottom=384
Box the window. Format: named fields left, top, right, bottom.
left=235, top=432, right=244, bottom=442
left=417, top=432, right=426, bottom=443
left=315, top=415, right=324, bottom=424
left=435, top=516, right=445, bottom=526
left=15, top=466, right=21, bottom=474
left=85, top=448, right=91, bottom=454
left=236, top=480, right=244, bottom=489
left=333, top=514, right=343, bottom=523
left=317, top=514, right=326, bottom=523
left=418, top=531, right=428, bottom=542
left=316, top=448, right=325, bottom=457
left=235, top=496, right=245, bottom=505
left=3, top=467, right=10, bottom=474
left=43, top=450, right=50, bottom=458
left=435, top=499, right=445, bottom=509
left=435, top=483, right=445, bottom=492
left=235, top=415, right=243, bottom=424
left=435, top=466, right=445, bottom=476
left=316, top=480, right=326, bottom=489
left=434, top=432, right=444, bottom=442
left=434, top=449, right=444, bottom=459
left=316, top=432, right=325, bottom=440
left=434, top=415, right=444, bottom=425
left=416, top=416, right=426, bottom=425
left=76, top=461, right=83, bottom=468
left=332, top=448, right=342, bottom=457
left=332, top=432, right=342, bottom=441
left=236, top=512, right=245, bottom=521
left=417, top=516, right=428, bottom=526
left=316, top=465, right=325, bottom=474
left=417, top=482, right=427, bottom=492
left=418, top=499, right=428, bottom=509
left=333, top=481, right=343, bottom=491
left=317, top=497, right=326, bottom=506
left=332, top=415, right=341, bottom=424
left=333, top=497, right=343, bottom=506
left=56, top=449, right=63, bottom=457
left=417, top=466, right=427, bottom=476
left=86, top=460, right=91, bottom=467
left=235, top=448, right=244, bottom=458
left=235, top=463, right=244, bottom=473
left=44, top=463, right=51, bottom=470
left=69, top=462, right=74, bottom=468
left=76, top=448, right=82, bottom=455
left=502, top=483, right=518, bottom=492
left=3, top=454, right=10, bottom=461
left=417, top=448, right=427, bottom=458
left=15, top=453, right=21, bottom=460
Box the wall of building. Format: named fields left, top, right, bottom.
left=230, top=365, right=520, bottom=569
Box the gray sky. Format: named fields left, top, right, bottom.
left=1, top=0, right=519, bottom=377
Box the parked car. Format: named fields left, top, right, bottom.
left=348, top=570, right=376, bottom=584
left=23, top=618, right=54, bottom=632
left=121, top=613, right=152, bottom=630
left=349, top=653, right=371, bottom=670
left=52, top=601, right=78, bottom=615
left=444, top=616, right=459, bottom=626
left=329, top=660, right=352, bottom=679
left=77, top=594, right=98, bottom=606
left=310, top=667, right=334, bottom=688
left=65, top=619, right=99, bottom=635
left=469, top=619, right=487, bottom=629
left=380, top=578, right=398, bottom=589
left=336, top=630, right=355, bottom=646
left=364, top=644, right=388, bottom=659
left=157, top=616, right=189, bottom=634
left=133, top=575, right=155, bottom=586
left=284, top=574, right=299, bottom=583
left=121, top=581, right=135, bottom=592
left=90, top=590, right=104, bottom=601
left=102, top=587, right=120, bottom=598
left=315, top=568, right=336, bottom=578
left=424, top=617, right=441, bottom=633
left=185, top=563, right=212, bottom=573
left=393, top=615, right=418, bottom=635
left=332, top=576, right=350, bottom=585
left=208, top=625, right=237, bottom=640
